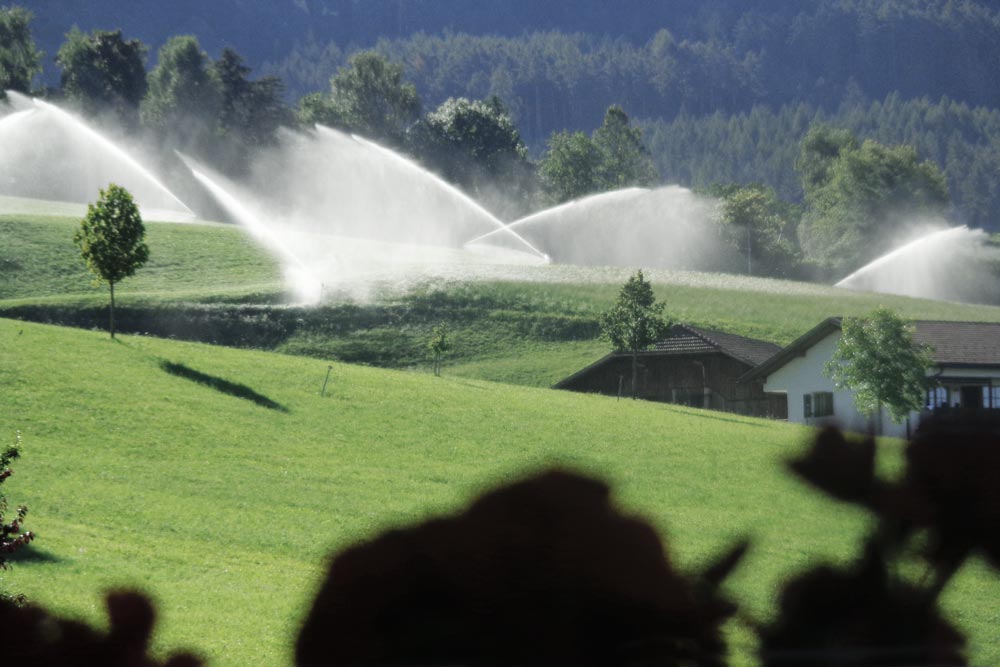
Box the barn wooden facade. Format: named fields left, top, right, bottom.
left=555, top=324, right=788, bottom=418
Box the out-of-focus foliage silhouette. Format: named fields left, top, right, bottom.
left=759, top=541, right=966, bottom=667
left=296, top=470, right=744, bottom=667
left=779, top=411, right=1000, bottom=666
left=0, top=590, right=201, bottom=666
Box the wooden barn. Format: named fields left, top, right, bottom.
left=554, top=324, right=787, bottom=418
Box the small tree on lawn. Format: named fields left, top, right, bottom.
left=74, top=184, right=149, bottom=338
left=1, top=431, right=34, bottom=604
left=600, top=270, right=670, bottom=399
left=824, top=308, right=933, bottom=430
left=428, top=324, right=450, bottom=377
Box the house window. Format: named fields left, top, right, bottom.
left=992, top=387, right=1000, bottom=409
left=812, top=391, right=834, bottom=417
left=926, top=386, right=948, bottom=409
left=804, top=391, right=833, bottom=418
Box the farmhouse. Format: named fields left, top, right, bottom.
left=742, top=318, right=1000, bottom=437
left=555, top=324, right=786, bottom=418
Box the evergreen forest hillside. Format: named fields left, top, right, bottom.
left=18, top=0, right=1000, bottom=240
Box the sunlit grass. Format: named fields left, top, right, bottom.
left=2, top=319, right=999, bottom=666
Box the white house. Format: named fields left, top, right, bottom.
left=741, top=318, right=1000, bottom=438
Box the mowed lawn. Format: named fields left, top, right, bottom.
left=0, top=214, right=282, bottom=303
left=3, top=319, right=1000, bottom=666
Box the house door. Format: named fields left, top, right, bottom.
left=961, top=386, right=984, bottom=409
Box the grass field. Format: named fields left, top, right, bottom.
left=2, top=319, right=1000, bottom=666
left=4, top=212, right=1000, bottom=389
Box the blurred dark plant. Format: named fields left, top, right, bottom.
left=759, top=541, right=966, bottom=667
left=296, top=469, right=745, bottom=667
left=0, top=589, right=201, bottom=666
left=774, top=412, right=1000, bottom=666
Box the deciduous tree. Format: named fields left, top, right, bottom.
left=428, top=324, right=450, bottom=377
left=213, top=47, right=291, bottom=146
left=1, top=431, right=33, bottom=592
left=539, top=130, right=603, bottom=203
left=593, top=105, right=659, bottom=190
left=0, top=5, right=42, bottom=96
left=74, top=184, right=149, bottom=339
left=141, top=35, right=222, bottom=143
left=410, top=97, right=528, bottom=186
left=539, top=105, right=658, bottom=204
left=824, top=308, right=933, bottom=428
left=714, top=183, right=801, bottom=277
left=599, top=270, right=670, bottom=399
left=325, top=51, right=420, bottom=146
left=797, top=128, right=950, bottom=273
left=56, top=28, right=147, bottom=127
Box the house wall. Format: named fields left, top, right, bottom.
left=763, top=331, right=1000, bottom=437
left=762, top=331, right=910, bottom=437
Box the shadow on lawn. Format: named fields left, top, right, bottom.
left=5, top=545, right=61, bottom=564
left=159, top=361, right=289, bottom=412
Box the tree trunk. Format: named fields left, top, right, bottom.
left=109, top=281, right=116, bottom=339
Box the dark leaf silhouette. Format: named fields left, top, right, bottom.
left=297, top=469, right=740, bottom=667
left=787, top=426, right=884, bottom=509
left=890, top=411, right=1000, bottom=573
left=759, top=541, right=966, bottom=667
left=0, top=589, right=201, bottom=666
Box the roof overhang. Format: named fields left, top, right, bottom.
left=738, top=317, right=843, bottom=384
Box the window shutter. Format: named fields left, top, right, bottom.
left=803, top=393, right=813, bottom=418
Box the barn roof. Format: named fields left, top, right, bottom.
left=553, top=324, right=781, bottom=389
left=655, top=324, right=783, bottom=367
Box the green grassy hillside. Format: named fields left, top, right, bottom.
left=4, top=212, right=1000, bottom=388
left=2, top=319, right=998, bottom=666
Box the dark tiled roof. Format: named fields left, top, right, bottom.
left=741, top=318, right=1000, bottom=384
left=914, top=321, right=1000, bottom=366
left=552, top=324, right=782, bottom=389
left=654, top=325, right=783, bottom=367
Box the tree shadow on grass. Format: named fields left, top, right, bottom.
left=6, top=545, right=61, bottom=564
left=159, top=361, right=289, bottom=413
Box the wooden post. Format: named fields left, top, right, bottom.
left=321, top=365, right=333, bottom=396
left=109, top=281, right=116, bottom=339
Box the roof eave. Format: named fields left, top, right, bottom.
left=738, top=317, right=843, bottom=384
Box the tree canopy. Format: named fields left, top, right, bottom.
left=408, top=96, right=533, bottom=214
left=539, top=105, right=658, bottom=204
left=56, top=28, right=147, bottom=126
left=0, top=5, right=42, bottom=96
left=592, top=106, right=659, bottom=190
left=798, top=130, right=950, bottom=273
left=824, top=308, right=933, bottom=425
left=599, top=270, right=670, bottom=399
left=713, top=183, right=801, bottom=278
left=140, top=35, right=221, bottom=143
left=213, top=47, right=291, bottom=146
left=323, top=51, right=420, bottom=146
left=539, top=130, right=603, bottom=203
